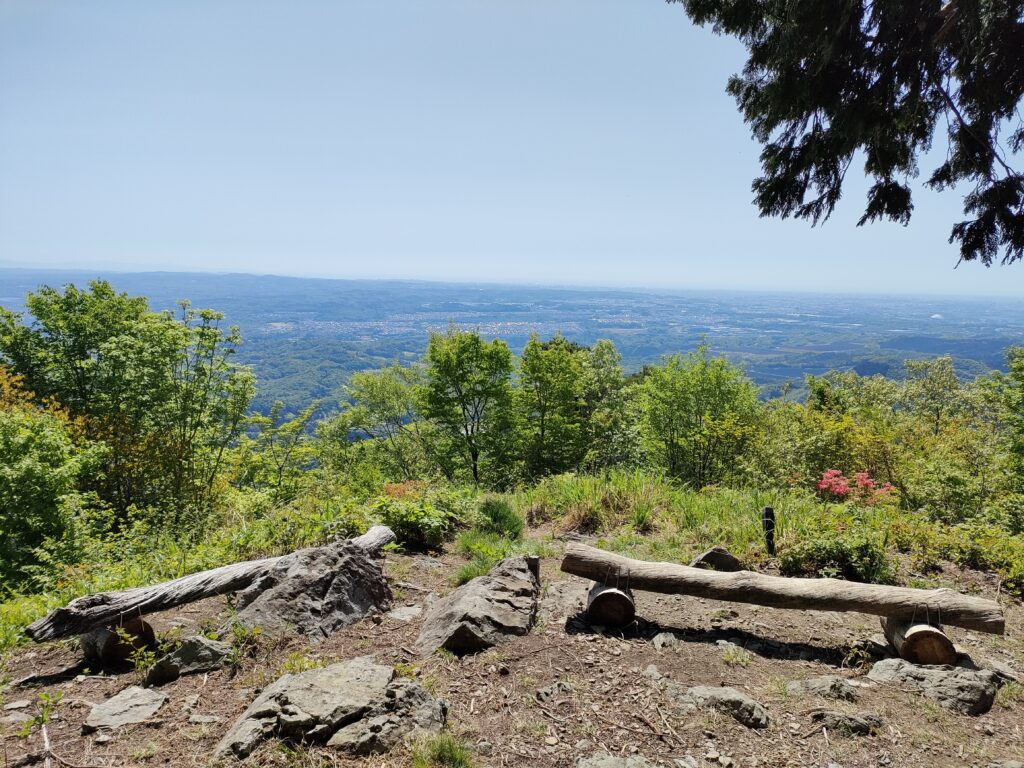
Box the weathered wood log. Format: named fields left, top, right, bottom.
left=881, top=616, right=957, bottom=665
left=560, top=543, right=1005, bottom=634
left=586, top=584, right=635, bottom=627
left=26, top=525, right=397, bottom=642
left=80, top=617, right=156, bottom=666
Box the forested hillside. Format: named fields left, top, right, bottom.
left=2, top=280, right=1024, bottom=768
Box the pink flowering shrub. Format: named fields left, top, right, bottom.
left=816, top=469, right=895, bottom=505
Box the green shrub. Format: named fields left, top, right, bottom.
left=476, top=496, right=524, bottom=539
left=372, top=485, right=472, bottom=547
left=780, top=532, right=894, bottom=583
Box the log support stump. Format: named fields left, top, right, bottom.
left=881, top=616, right=957, bottom=665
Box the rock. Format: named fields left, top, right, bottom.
left=145, top=635, right=231, bottom=686
left=577, top=755, right=658, bottom=768
left=214, top=657, right=445, bottom=760
left=867, top=658, right=997, bottom=715
left=83, top=686, right=167, bottom=733
left=642, top=664, right=663, bottom=681
left=683, top=686, right=769, bottom=729
left=811, top=710, right=882, bottom=736
left=542, top=577, right=590, bottom=619
left=536, top=681, right=572, bottom=703
left=987, top=762, right=1024, bottom=768
left=415, top=556, right=540, bottom=656
left=233, top=540, right=392, bottom=641
left=477, top=741, right=494, bottom=756
left=785, top=675, right=858, bottom=701
left=674, top=757, right=700, bottom=768
left=1, top=712, right=32, bottom=727
left=981, top=658, right=1020, bottom=685
left=689, top=547, right=743, bottom=572
left=3, top=700, right=30, bottom=710
left=386, top=605, right=422, bottom=622
left=652, top=631, right=678, bottom=651
left=188, top=714, right=221, bottom=724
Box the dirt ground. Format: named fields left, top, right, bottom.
left=2, top=543, right=1022, bottom=768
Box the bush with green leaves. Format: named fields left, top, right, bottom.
left=371, top=484, right=473, bottom=548
left=779, top=531, right=893, bottom=584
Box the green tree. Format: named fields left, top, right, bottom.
left=580, top=339, right=637, bottom=470
left=638, top=346, right=760, bottom=486
left=421, top=327, right=514, bottom=486
left=233, top=401, right=319, bottom=503
left=672, top=0, right=1024, bottom=265
left=518, top=333, right=586, bottom=478
left=0, top=283, right=255, bottom=520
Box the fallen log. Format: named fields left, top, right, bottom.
left=881, top=616, right=957, bottom=665
left=26, top=525, right=396, bottom=643
left=560, top=543, right=1004, bottom=635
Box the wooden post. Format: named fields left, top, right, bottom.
left=761, top=507, right=776, bottom=556
left=80, top=617, right=156, bottom=666
left=881, top=616, right=957, bottom=665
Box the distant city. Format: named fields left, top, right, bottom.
left=2, top=268, right=1022, bottom=413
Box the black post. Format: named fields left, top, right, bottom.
left=761, top=506, right=776, bottom=556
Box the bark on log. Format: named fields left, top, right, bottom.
left=560, top=543, right=1004, bottom=634
left=26, top=526, right=397, bottom=642
left=881, top=616, right=957, bottom=665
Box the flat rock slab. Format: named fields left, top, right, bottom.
left=232, top=540, right=392, bottom=641
left=811, top=710, right=882, bottom=736
left=83, top=686, right=167, bottom=733
left=577, top=756, right=658, bottom=768
left=689, top=546, right=743, bottom=571
left=145, top=635, right=231, bottom=686
left=683, top=686, right=769, bottom=729
left=867, top=658, right=997, bottom=715
left=416, top=555, right=540, bottom=656
left=214, top=657, right=445, bottom=760
left=786, top=675, right=857, bottom=701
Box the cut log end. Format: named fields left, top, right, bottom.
left=80, top=618, right=156, bottom=667
left=881, top=616, right=957, bottom=665
left=586, top=584, right=635, bottom=628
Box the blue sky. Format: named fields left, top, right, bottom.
left=1, top=0, right=1021, bottom=296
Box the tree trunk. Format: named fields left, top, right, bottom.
left=26, top=526, right=396, bottom=643
left=560, top=543, right=1004, bottom=634
left=881, top=616, right=958, bottom=665
left=586, top=584, right=635, bottom=628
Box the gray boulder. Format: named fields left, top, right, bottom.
left=232, top=540, right=392, bottom=641
left=416, top=556, right=540, bottom=656
left=987, top=762, right=1024, bottom=768
left=83, top=686, right=167, bottom=733
left=145, top=635, right=231, bottom=686
left=786, top=675, right=858, bottom=701
left=689, top=547, right=743, bottom=571
left=811, top=709, right=882, bottom=736
left=684, top=685, right=770, bottom=729
left=214, top=657, right=445, bottom=760
left=867, top=658, right=997, bottom=715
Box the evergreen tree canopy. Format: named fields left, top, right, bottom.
left=672, top=0, right=1024, bottom=265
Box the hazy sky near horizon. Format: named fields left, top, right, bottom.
left=1, top=1, right=1022, bottom=297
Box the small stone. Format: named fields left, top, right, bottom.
left=642, top=664, right=663, bottom=681
left=145, top=635, right=232, bottom=686
left=706, top=750, right=720, bottom=760
left=675, top=757, right=699, bottom=768
left=188, top=714, right=221, bottom=724
left=477, top=741, right=494, bottom=756
left=690, top=547, right=743, bottom=572
left=811, top=710, right=882, bottom=736
left=94, top=734, right=112, bottom=744
left=387, top=605, right=423, bottom=622
left=3, top=700, right=30, bottom=710
left=786, top=675, right=858, bottom=701
left=545, top=736, right=559, bottom=746
left=653, top=632, right=678, bottom=651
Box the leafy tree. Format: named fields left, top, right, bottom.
left=902, top=356, right=965, bottom=435
left=638, top=346, right=761, bottom=486
left=0, top=283, right=255, bottom=520
left=518, top=333, right=586, bottom=477
left=421, top=327, right=514, bottom=486
left=233, top=401, right=319, bottom=503
left=673, top=0, right=1024, bottom=265
left=580, top=339, right=638, bottom=470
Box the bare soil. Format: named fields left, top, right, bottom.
left=2, top=542, right=1022, bottom=768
